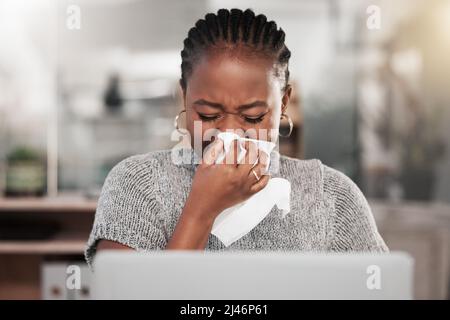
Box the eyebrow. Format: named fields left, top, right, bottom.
left=193, top=99, right=223, bottom=109
left=193, top=99, right=268, bottom=110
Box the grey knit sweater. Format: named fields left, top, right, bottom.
left=85, top=148, right=388, bottom=266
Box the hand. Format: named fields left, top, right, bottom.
left=186, top=137, right=271, bottom=222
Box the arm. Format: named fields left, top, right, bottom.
left=166, top=140, right=270, bottom=250
left=90, top=140, right=270, bottom=256
left=97, top=239, right=132, bottom=250
left=165, top=195, right=218, bottom=250
left=96, top=192, right=219, bottom=251
left=85, top=154, right=168, bottom=266
left=96, top=199, right=217, bottom=251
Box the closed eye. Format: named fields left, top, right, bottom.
left=242, top=113, right=266, bottom=124
left=198, top=112, right=267, bottom=123
left=198, top=113, right=220, bottom=122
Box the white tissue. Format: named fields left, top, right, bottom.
left=211, top=132, right=292, bottom=247
left=215, top=132, right=248, bottom=164
left=215, top=132, right=276, bottom=173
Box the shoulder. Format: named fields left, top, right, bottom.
left=279, top=154, right=358, bottom=194
left=279, top=153, right=365, bottom=197
left=321, top=164, right=369, bottom=216
left=109, top=149, right=172, bottom=177
left=322, top=165, right=361, bottom=199
left=276, top=154, right=327, bottom=209
left=98, top=149, right=176, bottom=206
left=92, top=150, right=173, bottom=233
left=318, top=163, right=371, bottom=224
left=278, top=154, right=323, bottom=186
left=85, top=150, right=171, bottom=266
left=279, top=155, right=386, bottom=245
left=105, top=149, right=172, bottom=186
left=317, top=164, right=388, bottom=252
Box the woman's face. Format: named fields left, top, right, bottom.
left=182, top=52, right=291, bottom=152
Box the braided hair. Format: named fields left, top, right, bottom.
left=180, top=8, right=291, bottom=93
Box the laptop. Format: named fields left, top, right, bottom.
left=91, top=251, right=413, bottom=300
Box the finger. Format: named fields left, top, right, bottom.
left=203, top=138, right=224, bottom=165
left=245, top=162, right=266, bottom=189
left=258, top=151, right=270, bottom=175
left=237, top=140, right=249, bottom=165
left=248, top=167, right=261, bottom=185
left=249, top=173, right=270, bottom=194
left=224, top=139, right=240, bottom=167
left=249, top=162, right=267, bottom=182
left=239, top=140, right=259, bottom=167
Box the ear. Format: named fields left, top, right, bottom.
left=281, top=84, right=292, bottom=114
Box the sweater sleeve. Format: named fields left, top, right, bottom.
left=84, top=154, right=167, bottom=267
left=323, top=165, right=389, bottom=253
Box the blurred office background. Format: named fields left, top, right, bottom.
left=0, top=0, right=449, bottom=299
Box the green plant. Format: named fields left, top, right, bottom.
left=7, top=147, right=42, bottom=162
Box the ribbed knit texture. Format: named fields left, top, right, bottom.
left=85, top=148, right=388, bottom=266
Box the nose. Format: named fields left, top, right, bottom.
left=217, top=113, right=245, bottom=136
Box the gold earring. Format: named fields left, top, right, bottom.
left=174, top=109, right=187, bottom=134
left=279, top=113, right=293, bottom=138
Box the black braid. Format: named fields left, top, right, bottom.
left=180, top=8, right=291, bottom=92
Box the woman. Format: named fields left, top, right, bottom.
left=85, top=8, right=388, bottom=266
